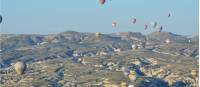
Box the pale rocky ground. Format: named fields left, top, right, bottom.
left=0, top=49, right=198, bottom=87
left=0, top=31, right=198, bottom=87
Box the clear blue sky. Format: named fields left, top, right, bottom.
left=0, top=0, right=199, bottom=35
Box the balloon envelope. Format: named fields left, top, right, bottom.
left=168, top=13, right=171, bottom=18
left=155, top=25, right=162, bottom=32
left=132, top=18, right=136, bottom=24
left=165, top=39, right=170, bottom=44
left=99, top=0, right=106, bottom=5
left=112, top=21, right=117, bottom=28
left=95, top=32, right=102, bottom=39
left=128, top=74, right=137, bottom=81
left=0, top=15, right=2, bottom=24
left=191, top=70, right=197, bottom=77
left=14, top=62, right=26, bottom=75
left=123, top=71, right=130, bottom=76
left=128, top=85, right=134, bottom=87
left=150, top=22, right=157, bottom=28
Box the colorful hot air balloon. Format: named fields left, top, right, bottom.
left=132, top=18, right=137, bottom=24
left=112, top=21, right=117, bottom=28
left=0, top=15, right=2, bottom=24
left=14, top=62, right=26, bottom=75
left=128, top=74, right=137, bottom=81
left=99, top=0, right=106, bottom=5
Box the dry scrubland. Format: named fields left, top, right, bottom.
left=0, top=31, right=198, bottom=87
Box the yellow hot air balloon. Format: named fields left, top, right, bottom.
left=129, top=71, right=137, bottom=81
left=121, top=80, right=127, bottom=87
left=95, top=32, right=102, bottom=39
left=191, top=69, right=198, bottom=77
left=14, top=62, right=26, bottom=75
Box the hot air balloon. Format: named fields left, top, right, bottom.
left=95, top=32, right=102, bottom=39
left=128, top=70, right=137, bottom=81
left=132, top=44, right=139, bottom=50
left=128, top=74, right=137, bottom=81
left=155, top=25, right=162, bottom=32
left=168, top=13, right=171, bottom=18
left=14, top=62, right=26, bottom=75
left=150, top=21, right=157, bottom=28
left=112, top=21, right=117, bottom=28
left=123, top=71, right=130, bottom=77
left=0, top=15, right=2, bottom=24
left=121, top=81, right=127, bottom=87
left=188, top=40, right=191, bottom=43
left=132, top=18, right=136, bottom=24
left=128, top=85, right=134, bottom=87
left=99, top=0, right=106, bottom=5
left=121, top=66, right=127, bottom=72
left=165, top=39, right=170, bottom=44
left=144, top=24, right=148, bottom=30
left=191, top=69, right=198, bottom=77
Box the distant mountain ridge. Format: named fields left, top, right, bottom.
left=0, top=31, right=198, bottom=67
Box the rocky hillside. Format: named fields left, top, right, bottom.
left=0, top=31, right=198, bottom=87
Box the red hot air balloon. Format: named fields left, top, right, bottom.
left=132, top=18, right=136, bottom=24
left=144, top=24, right=148, bottom=30
left=99, top=0, right=106, bottom=5
left=112, top=21, right=117, bottom=28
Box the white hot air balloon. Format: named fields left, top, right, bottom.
left=121, top=66, right=127, bottom=71
left=165, top=39, right=170, bottom=44
left=123, top=71, right=130, bottom=77
left=188, top=40, right=191, bottom=43
left=14, top=62, right=26, bottom=75
left=155, top=25, right=162, bottom=32
left=150, top=21, right=157, bottom=28
left=128, top=85, right=134, bottom=87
